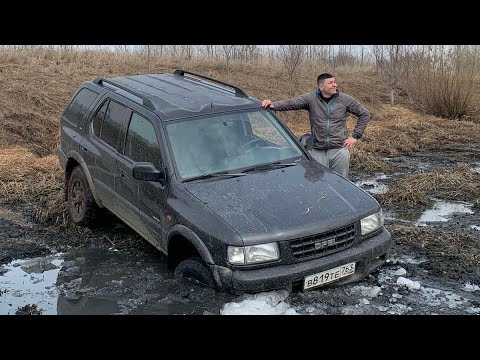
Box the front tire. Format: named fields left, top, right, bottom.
left=67, top=166, right=97, bottom=226
left=174, top=257, right=215, bottom=288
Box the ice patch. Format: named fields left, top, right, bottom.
left=387, top=303, right=412, bottom=315
left=387, top=255, right=427, bottom=265
left=397, top=277, right=421, bottom=290
left=220, top=290, right=298, bottom=315
left=392, top=267, right=407, bottom=276
left=350, top=285, right=382, bottom=298
left=421, top=287, right=468, bottom=308
left=465, top=307, right=480, bottom=314
left=463, top=282, right=480, bottom=292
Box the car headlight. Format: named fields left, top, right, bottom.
left=227, top=243, right=280, bottom=265
left=360, top=209, right=384, bottom=236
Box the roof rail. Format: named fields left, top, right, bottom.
left=93, top=77, right=156, bottom=111
left=173, top=70, right=248, bottom=98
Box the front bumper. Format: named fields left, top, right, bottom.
left=214, top=227, right=391, bottom=294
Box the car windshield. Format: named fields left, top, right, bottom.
left=165, top=109, right=304, bottom=180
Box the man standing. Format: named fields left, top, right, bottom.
left=262, top=73, right=370, bottom=179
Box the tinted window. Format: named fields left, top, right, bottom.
left=63, top=88, right=98, bottom=125
left=101, top=101, right=129, bottom=149
left=92, top=101, right=109, bottom=138
left=125, top=113, right=160, bottom=165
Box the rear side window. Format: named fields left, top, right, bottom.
left=125, top=113, right=160, bottom=166
left=100, top=101, right=129, bottom=149
left=63, top=88, right=98, bottom=125
left=92, top=101, right=109, bottom=138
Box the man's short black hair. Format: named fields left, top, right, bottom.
left=317, top=73, right=335, bottom=86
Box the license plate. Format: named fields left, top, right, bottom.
left=304, top=262, right=355, bottom=290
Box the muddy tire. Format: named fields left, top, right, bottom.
left=174, top=257, right=215, bottom=288
left=67, top=166, right=97, bottom=226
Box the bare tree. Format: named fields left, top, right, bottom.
left=373, top=45, right=421, bottom=106
left=205, top=45, right=218, bottom=59
left=180, top=45, right=193, bottom=60
left=147, top=45, right=151, bottom=72
left=222, top=45, right=237, bottom=75
left=278, top=45, right=306, bottom=95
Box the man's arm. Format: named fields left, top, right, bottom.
left=346, top=96, right=370, bottom=139
left=262, top=94, right=311, bottom=111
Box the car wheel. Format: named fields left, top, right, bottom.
left=67, top=166, right=97, bottom=226
left=174, top=257, right=215, bottom=288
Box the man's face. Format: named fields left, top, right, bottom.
left=319, top=77, right=337, bottom=96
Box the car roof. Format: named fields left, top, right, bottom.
left=91, top=70, right=261, bottom=121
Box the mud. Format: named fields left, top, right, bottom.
left=1, top=145, right=479, bottom=315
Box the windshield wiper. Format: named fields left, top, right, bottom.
left=184, top=171, right=247, bottom=182
left=242, top=161, right=298, bottom=173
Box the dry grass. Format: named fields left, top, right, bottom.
left=378, top=165, right=480, bottom=208
left=0, top=146, right=65, bottom=225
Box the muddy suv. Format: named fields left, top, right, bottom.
left=57, top=70, right=391, bottom=294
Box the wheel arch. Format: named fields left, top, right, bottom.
left=65, top=150, right=103, bottom=207
left=167, top=224, right=214, bottom=268
left=167, top=224, right=228, bottom=290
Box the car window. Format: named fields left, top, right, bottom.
left=247, top=111, right=291, bottom=146
left=125, top=112, right=160, bottom=166
left=100, top=100, right=129, bottom=149
left=91, top=100, right=109, bottom=138
left=63, top=88, right=99, bottom=126
left=166, top=109, right=303, bottom=179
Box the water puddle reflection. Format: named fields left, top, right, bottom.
left=0, top=254, right=64, bottom=315
left=385, top=199, right=474, bottom=226
left=355, top=173, right=389, bottom=195
left=1, top=246, right=236, bottom=315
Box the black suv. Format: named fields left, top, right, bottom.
left=57, top=70, right=391, bottom=294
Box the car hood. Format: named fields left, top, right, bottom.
left=184, top=159, right=378, bottom=245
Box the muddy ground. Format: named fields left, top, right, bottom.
left=1, top=144, right=479, bottom=315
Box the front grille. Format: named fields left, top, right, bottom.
left=289, top=224, right=356, bottom=260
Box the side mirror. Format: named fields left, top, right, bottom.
left=299, top=133, right=312, bottom=150
left=132, top=162, right=167, bottom=186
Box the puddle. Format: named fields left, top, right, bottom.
left=386, top=200, right=474, bottom=226
left=355, top=173, right=389, bottom=195
left=0, top=254, right=64, bottom=315
left=415, top=200, right=474, bottom=226
left=1, top=246, right=237, bottom=315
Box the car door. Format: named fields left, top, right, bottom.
left=116, top=111, right=168, bottom=250
left=80, top=98, right=128, bottom=210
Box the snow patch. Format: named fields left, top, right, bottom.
left=220, top=290, right=298, bottom=315
left=463, top=282, right=480, bottom=292
left=397, top=277, right=421, bottom=290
